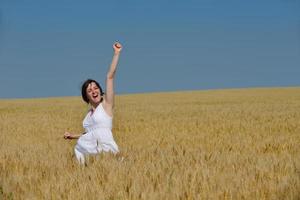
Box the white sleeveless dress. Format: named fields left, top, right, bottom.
left=74, top=103, right=119, bottom=164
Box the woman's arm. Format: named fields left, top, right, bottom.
left=64, top=131, right=85, bottom=140
left=103, top=42, right=122, bottom=116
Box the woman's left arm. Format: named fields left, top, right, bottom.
left=104, top=42, right=122, bottom=115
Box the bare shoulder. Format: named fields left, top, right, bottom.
left=101, top=99, right=113, bottom=117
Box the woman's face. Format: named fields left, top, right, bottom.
left=86, top=82, right=101, bottom=105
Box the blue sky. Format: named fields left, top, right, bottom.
left=0, top=0, right=299, bottom=98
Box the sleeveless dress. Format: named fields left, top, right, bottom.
left=74, top=103, right=119, bottom=164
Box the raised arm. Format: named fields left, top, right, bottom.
left=103, top=42, right=122, bottom=115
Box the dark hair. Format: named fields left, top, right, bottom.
left=81, top=79, right=104, bottom=103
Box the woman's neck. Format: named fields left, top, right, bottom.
left=90, top=102, right=100, bottom=111
left=89, top=97, right=103, bottom=111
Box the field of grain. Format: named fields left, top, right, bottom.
left=0, top=87, right=300, bottom=199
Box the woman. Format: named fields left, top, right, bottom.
left=64, top=42, right=122, bottom=164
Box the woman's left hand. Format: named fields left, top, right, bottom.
left=113, top=42, right=122, bottom=53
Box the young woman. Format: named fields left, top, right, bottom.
left=64, top=42, right=122, bottom=164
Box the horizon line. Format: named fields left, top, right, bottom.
left=1, top=85, right=299, bottom=101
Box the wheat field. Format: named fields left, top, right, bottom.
left=0, top=87, right=299, bottom=200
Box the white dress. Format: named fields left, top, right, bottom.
left=74, top=103, right=119, bottom=164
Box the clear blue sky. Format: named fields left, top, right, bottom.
left=0, top=0, right=299, bottom=98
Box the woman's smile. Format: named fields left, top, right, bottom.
left=87, top=82, right=102, bottom=104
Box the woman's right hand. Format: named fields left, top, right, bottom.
left=64, top=132, right=73, bottom=139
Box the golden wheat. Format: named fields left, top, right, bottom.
left=0, top=87, right=300, bottom=199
